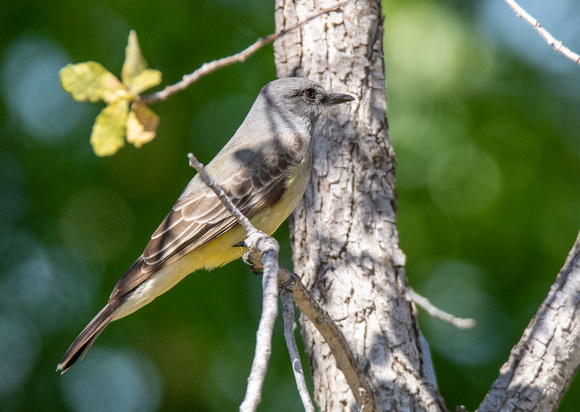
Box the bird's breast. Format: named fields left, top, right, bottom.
left=250, top=154, right=312, bottom=236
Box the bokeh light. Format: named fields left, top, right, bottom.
left=0, top=313, right=38, bottom=398
left=420, top=260, right=511, bottom=366
left=5, top=245, right=98, bottom=333
left=1, top=35, right=89, bottom=144
left=60, top=347, right=162, bottom=412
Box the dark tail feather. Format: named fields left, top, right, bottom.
left=57, top=303, right=121, bottom=374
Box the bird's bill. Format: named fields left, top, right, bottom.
left=324, top=92, right=355, bottom=106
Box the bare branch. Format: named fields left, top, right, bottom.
left=504, top=0, right=580, bottom=65
left=278, top=267, right=379, bottom=412
left=142, top=0, right=352, bottom=104
left=408, top=287, right=476, bottom=329
left=478, top=231, right=580, bottom=411
left=280, top=288, right=315, bottom=412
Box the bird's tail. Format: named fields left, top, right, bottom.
left=57, top=303, right=121, bottom=374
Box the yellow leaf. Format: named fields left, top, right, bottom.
left=123, top=31, right=148, bottom=88
left=60, top=62, right=125, bottom=103
left=90, top=99, right=130, bottom=156
left=127, top=102, right=160, bottom=148
left=127, top=69, right=162, bottom=96
left=120, top=31, right=162, bottom=96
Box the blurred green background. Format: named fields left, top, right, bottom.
left=1, top=0, right=579, bottom=411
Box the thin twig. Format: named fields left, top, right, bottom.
left=504, top=0, right=580, bottom=65
left=278, top=267, right=379, bottom=412
left=281, top=288, right=315, bottom=412
left=408, top=288, right=476, bottom=329
left=142, top=0, right=352, bottom=104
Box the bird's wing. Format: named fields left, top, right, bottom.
left=110, top=131, right=305, bottom=300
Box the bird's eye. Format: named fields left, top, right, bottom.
left=304, top=88, right=316, bottom=100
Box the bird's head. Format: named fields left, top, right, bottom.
left=259, top=78, right=355, bottom=127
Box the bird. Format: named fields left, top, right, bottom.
left=57, top=77, right=354, bottom=373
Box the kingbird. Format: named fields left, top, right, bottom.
left=57, top=77, right=354, bottom=373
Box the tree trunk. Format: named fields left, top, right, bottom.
left=274, top=1, right=445, bottom=410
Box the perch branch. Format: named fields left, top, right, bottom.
left=239, top=243, right=279, bottom=412
left=187, top=153, right=279, bottom=412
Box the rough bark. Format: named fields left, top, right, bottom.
left=478, top=232, right=580, bottom=412
left=274, top=1, right=445, bottom=410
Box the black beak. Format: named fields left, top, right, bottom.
left=324, top=92, right=355, bottom=106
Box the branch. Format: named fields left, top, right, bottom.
left=240, top=241, right=279, bottom=412
left=478, top=231, right=580, bottom=411
left=142, top=0, right=351, bottom=104
left=504, top=0, right=580, bottom=65
left=407, top=286, right=474, bottom=387
left=408, top=287, right=476, bottom=329
left=187, top=153, right=278, bottom=412
left=280, top=288, right=315, bottom=412
left=278, top=267, right=379, bottom=412
left=189, top=151, right=371, bottom=410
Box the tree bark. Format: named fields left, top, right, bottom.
left=274, top=1, right=445, bottom=410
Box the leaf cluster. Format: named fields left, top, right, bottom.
left=60, top=31, right=161, bottom=156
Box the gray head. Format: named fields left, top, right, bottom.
left=261, top=78, right=354, bottom=124
left=239, top=78, right=354, bottom=136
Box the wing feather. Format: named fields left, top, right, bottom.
left=110, top=131, right=305, bottom=299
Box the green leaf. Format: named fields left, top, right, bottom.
left=60, top=62, right=125, bottom=103
left=127, top=102, right=160, bottom=148
left=90, top=99, right=130, bottom=156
